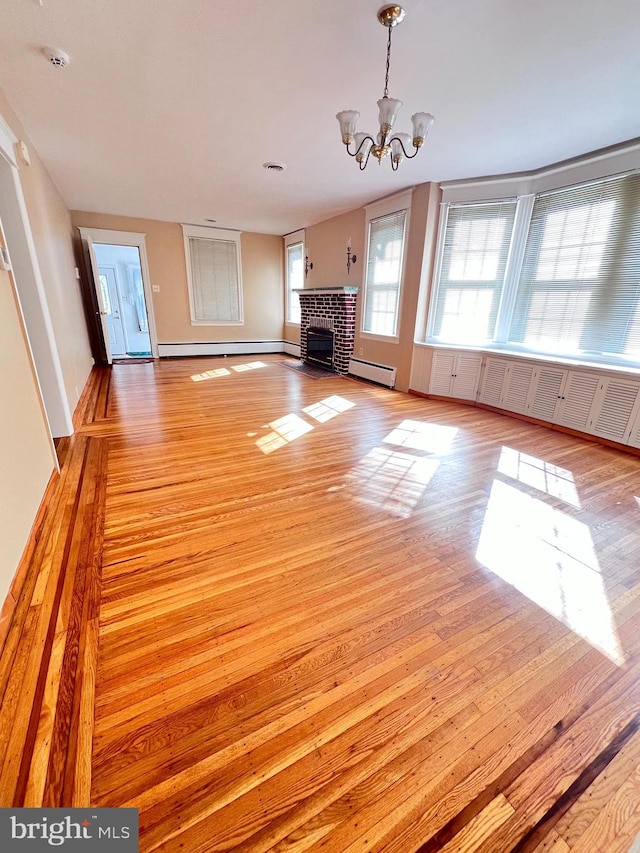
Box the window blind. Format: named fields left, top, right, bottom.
left=188, top=236, right=240, bottom=322
left=363, top=210, right=407, bottom=336
left=509, top=173, right=640, bottom=360
left=430, top=200, right=517, bottom=344
left=286, top=241, right=303, bottom=324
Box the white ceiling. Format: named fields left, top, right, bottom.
left=1, top=0, right=639, bottom=235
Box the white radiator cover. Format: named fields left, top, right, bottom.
left=348, top=358, right=397, bottom=388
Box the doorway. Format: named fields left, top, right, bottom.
left=93, top=244, right=151, bottom=357
left=78, top=227, right=158, bottom=365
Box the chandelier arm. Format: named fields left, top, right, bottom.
left=388, top=135, right=420, bottom=159
left=359, top=145, right=374, bottom=170
left=345, top=134, right=377, bottom=159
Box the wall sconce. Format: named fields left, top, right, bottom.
left=305, top=254, right=313, bottom=277
left=347, top=238, right=357, bottom=275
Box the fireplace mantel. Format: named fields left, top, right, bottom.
left=294, top=287, right=359, bottom=296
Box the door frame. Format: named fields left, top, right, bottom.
left=78, top=227, right=159, bottom=362
left=0, top=114, right=72, bottom=440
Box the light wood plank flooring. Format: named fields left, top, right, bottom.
left=2, top=353, right=640, bottom=852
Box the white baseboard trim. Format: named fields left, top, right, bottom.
left=158, top=341, right=287, bottom=358
left=283, top=341, right=301, bottom=357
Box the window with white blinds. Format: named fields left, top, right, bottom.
left=429, top=200, right=517, bottom=344
left=508, top=173, right=640, bottom=360
left=182, top=225, right=243, bottom=325
left=285, top=232, right=304, bottom=324
left=363, top=209, right=407, bottom=337
left=427, top=170, right=640, bottom=367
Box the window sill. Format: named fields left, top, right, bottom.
left=420, top=340, right=640, bottom=377
left=359, top=331, right=400, bottom=344
left=190, top=320, right=245, bottom=327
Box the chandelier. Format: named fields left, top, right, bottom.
left=336, top=5, right=434, bottom=171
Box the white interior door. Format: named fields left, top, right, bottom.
left=98, top=266, right=126, bottom=355
left=86, top=235, right=113, bottom=364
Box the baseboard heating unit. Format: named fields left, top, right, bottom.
left=348, top=358, right=397, bottom=388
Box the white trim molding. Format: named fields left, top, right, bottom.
left=284, top=228, right=304, bottom=325
left=440, top=140, right=640, bottom=204
left=0, top=116, right=18, bottom=168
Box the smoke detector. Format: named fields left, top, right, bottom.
left=43, top=47, right=70, bottom=68
left=263, top=162, right=287, bottom=172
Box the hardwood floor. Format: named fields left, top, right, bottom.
left=2, top=353, right=640, bottom=851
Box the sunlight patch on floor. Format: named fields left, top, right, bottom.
left=383, top=420, right=458, bottom=454
left=255, top=395, right=355, bottom=453
left=191, top=361, right=266, bottom=381
left=232, top=361, right=267, bottom=372
left=191, top=368, right=232, bottom=381
left=498, top=446, right=581, bottom=508
left=476, top=478, right=624, bottom=664
left=344, top=447, right=439, bottom=518
left=256, top=413, right=314, bottom=454
left=303, top=396, right=355, bottom=423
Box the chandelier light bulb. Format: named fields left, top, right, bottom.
left=336, top=5, right=434, bottom=171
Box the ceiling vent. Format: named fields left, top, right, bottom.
left=43, top=47, right=70, bottom=68
left=263, top=162, right=287, bottom=172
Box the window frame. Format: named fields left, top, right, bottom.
left=181, top=224, right=244, bottom=326
left=284, top=229, right=304, bottom=326
left=426, top=198, right=519, bottom=346
left=425, top=162, right=640, bottom=369
left=360, top=189, right=412, bottom=342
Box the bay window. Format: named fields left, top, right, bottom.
left=427, top=171, right=640, bottom=367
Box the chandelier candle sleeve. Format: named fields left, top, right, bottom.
left=377, top=97, right=403, bottom=132
left=411, top=112, right=435, bottom=147
left=336, top=4, right=434, bottom=171
left=337, top=111, right=360, bottom=144
left=391, top=132, right=411, bottom=165
left=354, top=132, right=373, bottom=163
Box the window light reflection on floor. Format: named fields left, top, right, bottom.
left=498, top=446, right=581, bottom=508
left=383, top=420, right=458, bottom=454
left=191, top=361, right=267, bottom=381
left=232, top=361, right=267, bottom=372
left=256, top=396, right=355, bottom=453
left=344, top=447, right=440, bottom=518
left=191, top=368, right=232, bottom=381
left=303, top=395, right=355, bottom=423
left=476, top=479, right=624, bottom=665
left=256, top=413, right=314, bottom=454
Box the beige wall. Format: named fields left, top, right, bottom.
left=0, top=263, right=56, bottom=604
left=297, top=183, right=440, bottom=391
left=0, top=88, right=93, bottom=422
left=71, top=212, right=284, bottom=345
left=285, top=208, right=366, bottom=346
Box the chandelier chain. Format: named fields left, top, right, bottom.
left=383, top=25, right=392, bottom=98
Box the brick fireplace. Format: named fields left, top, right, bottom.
left=296, top=287, right=359, bottom=375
